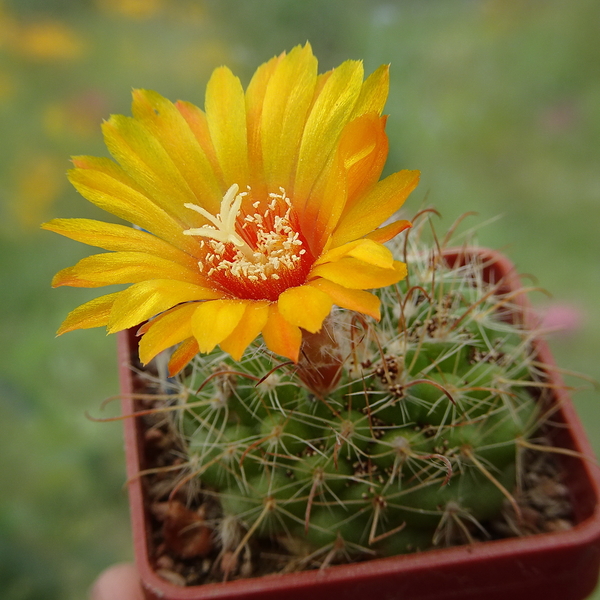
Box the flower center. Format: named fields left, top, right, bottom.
left=184, top=184, right=312, bottom=301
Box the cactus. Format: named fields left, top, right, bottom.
left=140, top=215, right=556, bottom=579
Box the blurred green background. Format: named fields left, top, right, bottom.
left=1, top=0, right=598, bottom=598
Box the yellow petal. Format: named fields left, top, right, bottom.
left=205, top=67, right=249, bottom=188
left=52, top=251, right=201, bottom=287
left=310, top=279, right=381, bottom=321
left=278, top=285, right=333, bottom=333
left=56, top=292, right=121, bottom=335
left=220, top=301, right=270, bottom=360
left=364, top=219, right=412, bottom=244
left=71, top=154, right=145, bottom=190
left=68, top=157, right=197, bottom=255
left=168, top=337, right=199, bottom=376
left=299, top=153, right=347, bottom=255
left=191, top=299, right=247, bottom=354
left=245, top=52, right=282, bottom=197
left=138, top=303, right=197, bottom=365
left=260, top=44, right=317, bottom=192
left=262, top=304, right=302, bottom=362
left=337, top=113, right=388, bottom=212
left=175, top=100, right=224, bottom=191
left=108, top=280, right=223, bottom=333
left=316, top=239, right=394, bottom=270
left=300, top=113, right=388, bottom=253
left=102, top=115, right=201, bottom=223
left=294, top=60, right=364, bottom=208
left=41, top=218, right=197, bottom=266
left=310, top=258, right=407, bottom=289
left=131, top=89, right=222, bottom=214
left=332, top=169, right=420, bottom=247
left=351, top=64, right=389, bottom=118
left=52, top=266, right=102, bottom=288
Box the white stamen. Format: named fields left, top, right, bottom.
left=184, top=184, right=305, bottom=287
left=184, top=184, right=251, bottom=253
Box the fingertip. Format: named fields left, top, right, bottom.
left=90, top=563, right=145, bottom=600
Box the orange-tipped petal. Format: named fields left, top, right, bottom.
left=365, top=219, right=412, bottom=244
left=108, top=280, right=223, bottom=333
left=294, top=60, right=364, bottom=208
left=190, top=299, right=247, bottom=354
left=41, top=218, right=197, bottom=265
left=102, top=115, right=200, bottom=223
left=131, top=89, right=222, bottom=212
left=299, top=154, right=347, bottom=255
left=300, top=112, right=388, bottom=251
left=278, top=285, right=333, bottom=334
left=315, top=238, right=394, bottom=270
left=138, top=303, right=197, bottom=365
left=262, top=304, right=302, bottom=362
left=52, top=266, right=103, bottom=288
left=332, top=169, right=420, bottom=247
left=351, top=64, right=389, bottom=118
left=68, top=158, right=196, bottom=254
left=56, top=292, right=121, bottom=335
left=220, top=301, right=270, bottom=360
left=310, top=279, right=381, bottom=321
left=311, top=258, right=407, bottom=290
left=175, top=100, right=224, bottom=191
left=337, top=112, right=388, bottom=211
left=168, top=337, right=199, bottom=377
left=51, top=252, right=200, bottom=287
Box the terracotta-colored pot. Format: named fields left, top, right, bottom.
left=118, top=249, right=600, bottom=600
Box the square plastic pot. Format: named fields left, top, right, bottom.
left=118, top=248, right=600, bottom=600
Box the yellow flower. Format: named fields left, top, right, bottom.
left=42, top=44, right=419, bottom=375
left=10, top=20, right=85, bottom=62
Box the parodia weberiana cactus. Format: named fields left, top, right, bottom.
left=135, top=215, right=560, bottom=581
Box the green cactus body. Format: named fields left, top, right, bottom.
left=161, top=226, right=549, bottom=572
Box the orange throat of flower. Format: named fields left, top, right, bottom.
left=184, top=184, right=314, bottom=301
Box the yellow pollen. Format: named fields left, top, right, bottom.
left=183, top=184, right=305, bottom=284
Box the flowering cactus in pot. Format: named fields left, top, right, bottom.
left=45, top=44, right=600, bottom=600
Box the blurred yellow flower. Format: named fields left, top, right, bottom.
left=10, top=20, right=85, bottom=62
left=43, top=44, right=419, bottom=374
left=95, top=0, right=164, bottom=19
